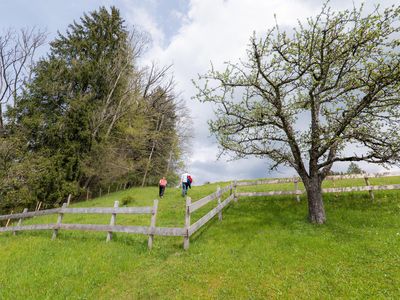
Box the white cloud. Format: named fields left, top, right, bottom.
left=123, top=2, right=165, bottom=48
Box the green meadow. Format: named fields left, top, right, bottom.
left=1, top=177, right=400, bottom=299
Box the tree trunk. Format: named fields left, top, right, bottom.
left=305, top=176, right=326, bottom=224
left=141, top=114, right=164, bottom=187
left=0, top=106, right=4, bottom=136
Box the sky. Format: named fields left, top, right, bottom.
left=1, top=0, right=399, bottom=184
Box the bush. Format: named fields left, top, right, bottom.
left=121, top=195, right=136, bottom=206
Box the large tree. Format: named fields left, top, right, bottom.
left=195, top=4, right=400, bottom=223
left=1, top=6, right=189, bottom=213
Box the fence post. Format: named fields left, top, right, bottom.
left=184, top=196, right=191, bottom=250
left=364, top=176, right=374, bottom=201
left=217, top=186, right=222, bottom=221
left=294, top=178, right=300, bottom=202
left=233, top=180, right=238, bottom=202
left=108, top=185, right=110, bottom=195
left=86, top=189, right=90, bottom=201
left=332, top=177, right=339, bottom=198
left=5, top=210, right=13, bottom=228
left=52, top=203, right=67, bottom=240
left=67, top=194, right=72, bottom=206
left=148, top=199, right=159, bottom=249
left=106, top=201, right=119, bottom=242
left=13, top=208, right=27, bottom=235
left=99, top=188, right=102, bottom=198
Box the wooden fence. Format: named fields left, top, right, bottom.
left=183, top=181, right=238, bottom=250
left=0, top=182, right=238, bottom=251
left=2, top=172, right=400, bottom=250
left=0, top=199, right=187, bottom=249
left=235, top=172, right=400, bottom=201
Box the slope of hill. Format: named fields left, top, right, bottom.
left=1, top=178, right=400, bottom=299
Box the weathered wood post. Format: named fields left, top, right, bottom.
left=184, top=196, right=191, bottom=250
left=99, top=188, right=102, bottom=198
left=13, top=208, right=27, bottom=235
left=148, top=199, right=159, bottom=249
left=5, top=210, right=13, bottom=228
left=52, top=203, right=67, bottom=240
left=233, top=180, right=238, bottom=202
left=86, top=189, right=90, bottom=201
left=364, top=176, right=375, bottom=201
left=332, top=177, right=338, bottom=198
left=108, top=185, right=110, bottom=195
left=66, top=194, right=72, bottom=206
left=217, top=186, right=222, bottom=221
left=106, top=201, right=119, bottom=242
left=294, top=178, right=300, bottom=202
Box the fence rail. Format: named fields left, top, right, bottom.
left=188, top=194, right=235, bottom=236
left=0, top=207, right=155, bottom=221
left=0, top=208, right=60, bottom=221
left=236, top=172, right=400, bottom=187
left=60, top=207, right=154, bottom=214
left=183, top=181, right=237, bottom=250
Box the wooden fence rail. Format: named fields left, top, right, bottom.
left=0, top=200, right=161, bottom=249
left=0, top=223, right=186, bottom=236
left=0, top=208, right=61, bottom=221
left=183, top=182, right=237, bottom=250
left=237, top=184, right=400, bottom=198
left=235, top=172, right=400, bottom=187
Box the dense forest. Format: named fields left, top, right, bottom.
left=0, top=7, right=190, bottom=214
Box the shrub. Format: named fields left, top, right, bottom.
left=121, top=195, right=136, bottom=206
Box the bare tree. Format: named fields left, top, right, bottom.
left=139, top=61, right=194, bottom=186
left=0, top=27, right=46, bottom=133
left=90, top=29, right=148, bottom=140
left=195, top=4, right=400, bottom=223
left=140, top=64, right=176, bottom=187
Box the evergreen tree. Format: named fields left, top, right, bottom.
left=347, top=163, right=365, bottom=175
left=1, top=6, right=188, bottom=214
left=2, top=7, right=133, bottom=211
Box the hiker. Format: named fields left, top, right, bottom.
left=180, top=172, right=193, bottom=197
left=159, top=177, right=167, bottom=198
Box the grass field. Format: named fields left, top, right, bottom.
left=1, top=177, right=400, bottom=299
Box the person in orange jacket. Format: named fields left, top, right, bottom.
left=159, top=177, right=167, bottom=198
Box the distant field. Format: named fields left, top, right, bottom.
left=1, top=176, right=400, bottom=299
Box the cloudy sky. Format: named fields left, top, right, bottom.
left=1, top=0, right=399, bottom=184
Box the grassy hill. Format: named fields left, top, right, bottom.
left=1, top=177, right=400, bottom=299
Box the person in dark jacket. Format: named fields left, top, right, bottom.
left=180, top=172, right=192, bottom=196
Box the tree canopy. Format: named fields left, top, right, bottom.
left=195, top=4, right=400, bottom=223
left=0, top=6, right=190, bottom=215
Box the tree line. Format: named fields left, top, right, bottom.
left=0, top=6, right=191, bottom=214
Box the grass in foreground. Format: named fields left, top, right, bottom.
left=0, top=178, right=400, bottom=299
